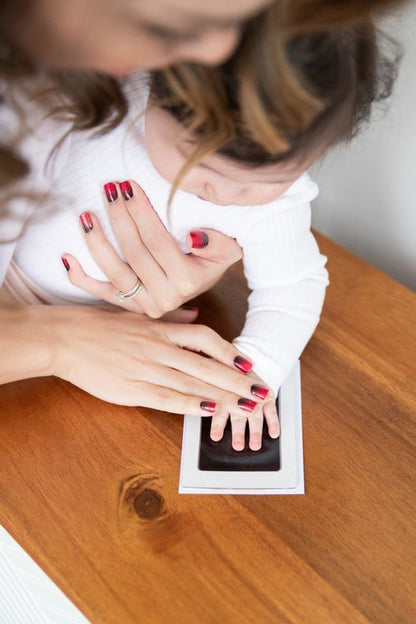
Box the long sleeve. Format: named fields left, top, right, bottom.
left=233, top=269, right=328, bottom=393
left=0, top=77, right=71, bottom=285
left=233, top=179, right=328, bottom=393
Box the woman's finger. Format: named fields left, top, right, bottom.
left=104, top=182, right=168, bottom=289
left=186, top=228, right=243, bottom=265
left=101, top=180, right=244, bottom=315
left=112, top=379, right=220, bottom=416
left=161, top=306, right=199, bottom=323
left=165, top=323, right=253, bottom=372
left=132, top=363, right=263, bottom=417
left=121, top=181, right=196, bottom=275
left=62, top=253, right=148, bottom=313
left=163, top=325, right=274, bottom=408
left=163, top=340, right=257, bottom=398
left=78, top=211, right=140, bottom=294
left=112, top=181, right=202, bottom=309
left=164, top=323, right=272, bottom=400
left=77, top=212, right=173, bottom=318
left=53, top=305, right=239, bottom=414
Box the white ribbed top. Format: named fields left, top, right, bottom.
left=0, top=72, right=328, bottom=392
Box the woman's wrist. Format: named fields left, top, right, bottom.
left=0, top=303, right=62, bottom=383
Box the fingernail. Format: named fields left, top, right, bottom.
left=104, top=182, right=118, bottom=202
left=190, top=231, right=209, bottom=249
left=79, top=212, right=93, bottom=233
left=211, top=428, right=223, bottom=441
left=234, top=356, right=252, bottom=373
left=61, top=257, right=70, bottom=271
left=250, top=435, right=262, bottom=451
left=120, top=180, right=133, bottom=201
left=251, top=384, right=269, bottom=400
left=200, top=401, right=217, bottom=413
left=181, top=305, right=199, bottom=312
left=233, top=437, right=245, bottom=451
left=238, top=398, right=257, bottom=412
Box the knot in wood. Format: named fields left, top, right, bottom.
left=133, top=488, right=164, bottom=520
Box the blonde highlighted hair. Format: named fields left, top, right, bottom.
left=149, top=13, right=398, bottom=199
left=0, top=0, right=401, bottom=190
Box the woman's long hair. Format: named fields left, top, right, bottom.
left=0, top=0, right=401, bottom=189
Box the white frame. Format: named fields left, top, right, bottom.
left=179, top=361, right=305, bottom=495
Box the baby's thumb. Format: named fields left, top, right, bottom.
left=186, top=229, right=242, bottom=266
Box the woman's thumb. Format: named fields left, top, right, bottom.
left=186, top=229, right=242, bottom=265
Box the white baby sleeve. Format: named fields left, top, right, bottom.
left=233, top=189, right=328, bottom=394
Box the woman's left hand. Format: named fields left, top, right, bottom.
left=63, top=180, right=242, bottom=320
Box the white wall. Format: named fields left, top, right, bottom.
left=311, top=2, right=416, bottom=290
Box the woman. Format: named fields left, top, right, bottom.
left=0, top=0, right=398, bottom=417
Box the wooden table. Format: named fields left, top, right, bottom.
left=0, top=234, right=415, bottom=624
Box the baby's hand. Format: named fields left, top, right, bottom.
left=209, top=372, right=280, bottom=451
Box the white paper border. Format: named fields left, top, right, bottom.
left=179, top=361, right=304, bottom=495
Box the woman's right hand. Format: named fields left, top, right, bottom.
left=43, top=305, right=270, bottom=416
left=62, top=181, right=242, bottom=319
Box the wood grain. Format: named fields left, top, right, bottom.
left=0, top=233, right=415, bottom=624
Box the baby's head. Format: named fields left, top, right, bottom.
left=144, top=104, right=307, bottom=206
left=144, top=19, right=397, bottom=206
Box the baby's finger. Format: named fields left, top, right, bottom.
left=264, top=399, right=280, bottom=438
left=210, top=413, right=229, bottom=441
left=230, top=414, right=248, bottom=451
left=247, top=406, right=264, bottom=451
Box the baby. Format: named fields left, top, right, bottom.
left=2, top=26, right=394, bottom=450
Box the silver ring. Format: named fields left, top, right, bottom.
left=117, top=278, right=143, bottom=301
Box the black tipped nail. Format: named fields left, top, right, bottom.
left=104, top=182, right=118, bottom=202
left=120, top=180, right=133, bottom=201
left=190, top=231, right=209, bottom=249
left=234, top=356, right=252, bottom=373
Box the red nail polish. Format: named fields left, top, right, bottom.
left=234, top=356, right=252, bottom=373
left=251, top=384, right=269, bottom=400
left=120, top=180, right=133, bottom=201
left=79, top=212, right=93, bottom=233
left=190, top=231, right=209, bottom=249
left=200, top=401, right=217, bottom=413
left=104, top=182, right=118, bottom=202
left=238, top=398, right=257, bottom=412
left=61, top=257, right=70, bottom=271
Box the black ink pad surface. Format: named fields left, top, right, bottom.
left=198, top=398, right=280, bottom=472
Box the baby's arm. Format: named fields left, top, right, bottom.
left=211, top=179, right=328, bottom=449
left=212, top=271, right=328, bottom=451
left=235, top=179, right=328, bottom=393
left=233, top=269, right=328, bottom=393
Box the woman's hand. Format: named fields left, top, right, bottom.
left=37, top=305, right=270, bottom=417
left=209, top=371, right=280, bottom=452
left=63, top=180, right=242, bottom=318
